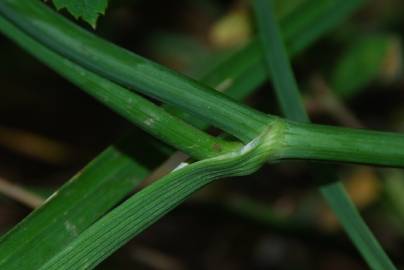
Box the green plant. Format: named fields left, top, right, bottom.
left=0, top=0, right=402, bottom=269
left=253, top=1, right=395, bottom=268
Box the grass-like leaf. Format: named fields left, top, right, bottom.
left=0, top=131, right=148, bottom=269
left=254, top=0, right=308, bottom=122
left=39, top=122, right=282, bottom=270
left=321, top=182, right=397, bottom=270
left=253, top=0, right=397, bottom=269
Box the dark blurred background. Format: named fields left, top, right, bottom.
left=1, top=0, right=404, bottom=269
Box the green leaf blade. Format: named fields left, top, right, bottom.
left=321, top=183, right=396, bottom=270
left=39, top=123, right=281, bottom=270
left=0, top=142, right=148, bottom=270
left=253, top=0, right=309, bottom=123
left=252, top=0, right=397, bottom=269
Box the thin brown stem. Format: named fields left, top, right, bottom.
left=0, top=176, right=44, bottom=208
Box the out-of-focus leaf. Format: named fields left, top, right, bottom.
left=331, top=34, right=401, bottom=98
left=274, top=0, right=307, bottom=19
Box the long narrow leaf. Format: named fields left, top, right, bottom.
left=0, top=136, right=148, bottom=269
left=39, top=122, right=281, bottom=270
left=254, top=0, right=308, bottom=122
left=253, top=1, right=397, bottom=269
left=321, top=182, right=396, bottom=270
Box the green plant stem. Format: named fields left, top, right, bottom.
left=0, top=0, right=270, bottom=142
left=1, top=0, right=404, bottom=167
left=0, top=0, right=365, bottom=141
left=9, top=0, right=362, bottom=138
left=280, top=121, right=404, bottom=167
left=0, top=16, right=238, bottom=161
